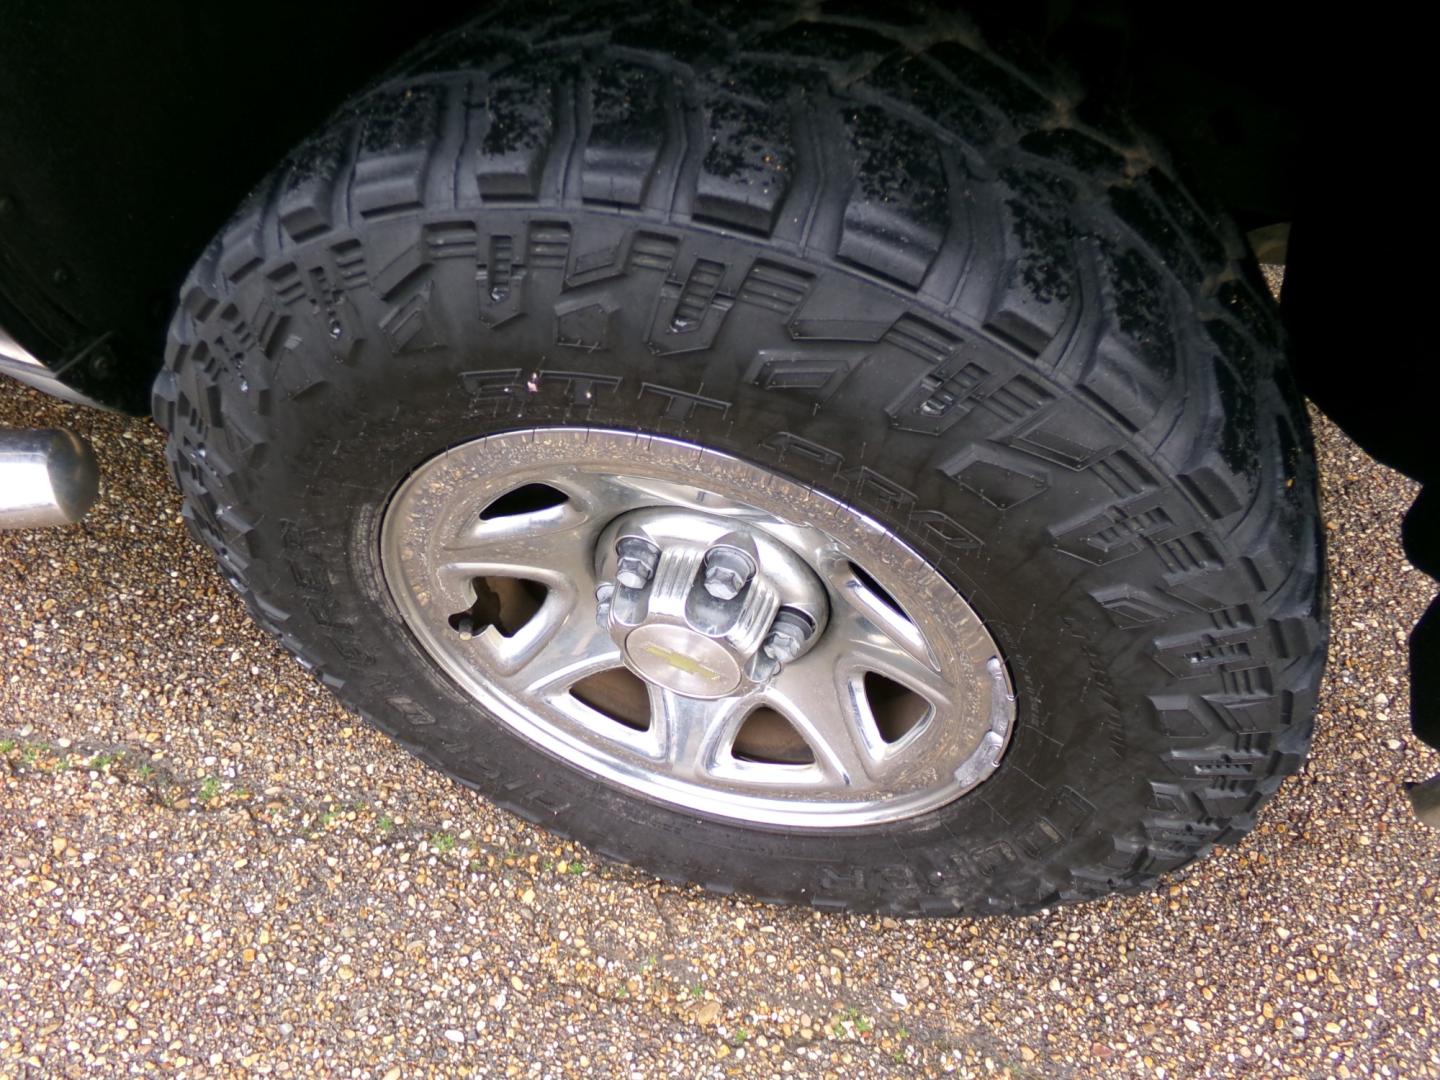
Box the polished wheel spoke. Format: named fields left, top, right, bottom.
left=766, top=652, right=876, bottom=787
left=439, top=502, right=597, bottom=585
left=512, top=602, right=623, bottom=696
left=827, top=606, right=955, bottom=713
left=764, top=605, right=954, bottom=786
left=652, top=687, right=752, bottom=780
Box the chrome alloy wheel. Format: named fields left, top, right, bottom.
left=380, top=429, right=1014, bottom=828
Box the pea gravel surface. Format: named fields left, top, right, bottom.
left=2, top=366, right=1437, bottom=1078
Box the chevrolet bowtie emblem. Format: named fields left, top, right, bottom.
left=637, top=642, right=725, bottom=682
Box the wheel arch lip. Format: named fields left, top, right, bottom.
left=0, top=322, right=44, bottom=370
left=1, top=323, right=114, bottom=410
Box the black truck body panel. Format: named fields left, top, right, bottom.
left=0, top=0, right=472, bottom=409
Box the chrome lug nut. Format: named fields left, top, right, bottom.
left=702, top=545, right=756, bottom=600
left=762, top=608, right=814, bottom=664
left=614, top=536, right=660, bottom=589
left=594, top=582, right=615, bottom=627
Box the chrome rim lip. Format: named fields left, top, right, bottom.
left=379, top=428, right=1015, bottom=829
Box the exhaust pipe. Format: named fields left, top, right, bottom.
left=0, top=428, right=100, bottom=529
left=1409, top=774, right=1440, bottom=830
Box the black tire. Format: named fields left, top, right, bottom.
left=153, top=2, right=1326, bottom=916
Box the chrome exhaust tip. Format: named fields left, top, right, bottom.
left=0, top=428, right=100, bottom=529
left=1408, top=773, right=1440, bottom=830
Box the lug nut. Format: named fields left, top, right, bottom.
left=615, top=536, right=660, bottom=589
left=702, top=545, right=756, bottom=600
left=594, top=582, right=615, bottom=626
left=763, top=608, right=814, bottom=664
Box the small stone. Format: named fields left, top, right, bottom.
left=442, top=1029, right=465, bottom=1044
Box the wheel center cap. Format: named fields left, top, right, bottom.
left=594, top=508, right=829, bottom=700
left=623, top=624, right=743, bottom=698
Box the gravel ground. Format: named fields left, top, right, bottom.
left=2, top=367, right=1438, bottom=1079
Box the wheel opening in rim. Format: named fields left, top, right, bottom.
left=478, top=482, right=570, bottom=521
left=864, top=673, right=931, bottom=744
left=448, top=576, right=548, bottom=640
left=847, top=560, right=913, bottom=625
left=732, top=707, right=816, bottom=766
left=570, top=667, right=652, bottom=732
